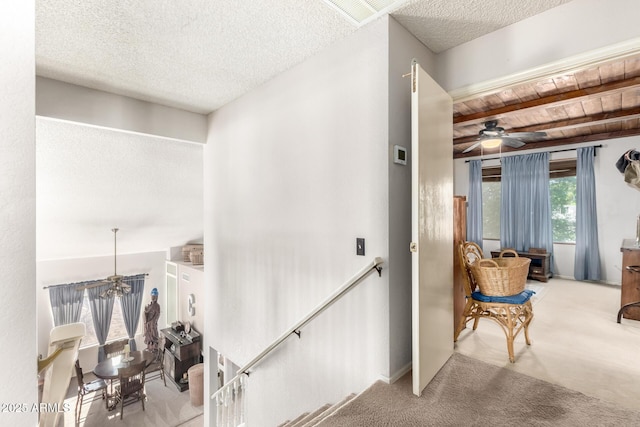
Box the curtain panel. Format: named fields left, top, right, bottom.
left=467, top=159, right=483, bottom=249
left=87, top=284, right=116, bottom=362
left=120, top=274, right=146, bottom=351
left=500, top=152, right=554, bottom=268
left=574, top=146, right=602, bottom=280
left=48, top=281, right=93, bottom=326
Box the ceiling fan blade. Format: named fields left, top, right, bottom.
left=501, top=137, right=526, bottom=148
left=462, top=141, right=482, bottom=153
left=77, top=280, right=109, bottom=291
left=507, top=131, right=547, bottom=139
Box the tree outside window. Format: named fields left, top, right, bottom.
left=550, top=176, right=576, bottom=243
left=481, top=161, right=576, bottom=243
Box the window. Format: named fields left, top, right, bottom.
left=481, top=159, right=577, bottom=243
left=550, top=176, right=576, bottom=243
left=78, top=291, right=130, bottom=348
left=482, top=181, right=501, bottom=240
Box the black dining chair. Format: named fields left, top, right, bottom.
left=116, top=360, right=146, bottom=419
left=144, top=346, right=166, bottom=386
left=74, top=360, right=108, bottom=424
left=104, top=338, right=129, bottom=359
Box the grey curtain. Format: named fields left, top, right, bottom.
left=48, top=281, right=93, bottom=326
left=574, top=146, right=601, bottom=280
left=87, top=283, right=116, bottom=362
left=500, top=152, right=554, bottom=268
left=120, top=274, right=146, bottom=351
left=467, top=159, right=483, bottom=248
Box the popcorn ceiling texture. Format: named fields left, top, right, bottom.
left=35, top=0, right=571, bottom=114
left=393, top=0, right=572, bottom=53
left=35, top=0, right=355, bottom=114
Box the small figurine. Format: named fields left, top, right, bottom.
left=144, top=288, right=161, bottom=357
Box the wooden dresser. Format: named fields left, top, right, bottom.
left=620, top=239, right=640, bottom=321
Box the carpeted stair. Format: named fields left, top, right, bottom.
left=305, top=353, right=640, bottom=427
left=277, top=393, right=356, bottom=427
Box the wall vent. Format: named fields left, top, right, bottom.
left=322, top=0, right=405, bottom=25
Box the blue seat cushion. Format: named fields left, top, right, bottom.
left=472, top=289, right=535, bottom=304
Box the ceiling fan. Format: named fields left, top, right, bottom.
left=462, top=120, right=547, bottom=154
left=78, top=228, right=131, bottom=298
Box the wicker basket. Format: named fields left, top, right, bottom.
left=182, top=244, right=203, bottom=262
left=471, top=250, right=530, bottom=296
left=190, top=248, right=204, bottom=265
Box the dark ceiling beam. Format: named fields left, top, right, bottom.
left=453, top=127, right=640, bottom=159
left=453, top=76, right=640, bottom=126
left=453, top=106, right=640, bottom=145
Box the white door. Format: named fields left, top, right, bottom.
left=411, top=60, right=454, bottom=396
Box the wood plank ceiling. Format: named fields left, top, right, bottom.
left=453, top=54, right=640, bottom=159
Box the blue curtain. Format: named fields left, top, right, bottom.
left=500, top=152, right=554, bottom=268
left=574, top=147, right=601, bottom=280
left=120, top=274, right=146, bottom=351
left=48, top=281, right=94, bottom=326
left=87, top=283, right=116, bottom=362
left=467, top=159, right=483, bottom=249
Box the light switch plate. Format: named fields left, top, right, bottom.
left=356, top=238, right=365, bottom=256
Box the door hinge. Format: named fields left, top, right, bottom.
left=410, top=242, right=418, bottom=253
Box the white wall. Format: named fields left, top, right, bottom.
left=453, top=137, right=640, bottom=284
left=204, top=17, right=390, bottom=426
left=436, top=0, right=640, bottom=92
left=0, top=2, right=37, bottom=425
left=176, top=262, right=205, bottom=336
left=36, top=77, right=208, bottom=143
left=37, top=251, right=166, bottom=371
left=36, top=117, right=204, bottom=261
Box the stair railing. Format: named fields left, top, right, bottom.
left=211, top=257, right=384, bottom=426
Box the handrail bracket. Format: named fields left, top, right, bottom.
left=375, top=265, right=383, bottom=277
left=293, top=330, right=301, bottom=339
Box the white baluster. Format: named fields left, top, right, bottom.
left=216, top=390, right=223, bottom=426
left=239, top=375, right=247, bottom=426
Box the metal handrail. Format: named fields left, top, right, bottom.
left=210, top=256, right=384, bottom=401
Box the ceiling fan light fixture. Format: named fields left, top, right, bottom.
left=99, top=282, right=130, bottom=299
left=480, top=138, right=502, bottom=149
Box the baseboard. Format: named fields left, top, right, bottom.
left=379, top=361, right=412, bottom=384
left=553, top=274, right=620, bottom=286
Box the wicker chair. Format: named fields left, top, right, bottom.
left=104, top=338, right=129, bottom=359
left=454, top=241, right=535, bottom=362
left=116, top=361, right=146, bottom=419
left=74, top=360, right=107, bottom=424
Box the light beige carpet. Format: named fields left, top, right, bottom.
left=318, top=353, right=640, bottom=427
left=65, top=376, right=204, bottom=427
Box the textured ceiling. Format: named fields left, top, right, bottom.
left=35, top=0, right=573, bottom=114
left=34, top=0, right=573, bottom=260
left=392, top=0, right=571, bottom=54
